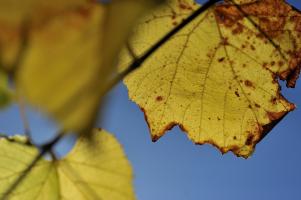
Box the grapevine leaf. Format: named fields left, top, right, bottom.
left=122, top=0, right=301, bottom=157
left=0, top=129, right=135, bottom=200
left=0, top=0, right=163, bottom=133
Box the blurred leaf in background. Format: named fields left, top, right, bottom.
left=0, top=0, right=165, bottom=134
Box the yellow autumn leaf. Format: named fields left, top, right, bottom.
left=0, top=0, right=164, bottom=133
left=122, top=0, right=301, bottom=157
left=0, top=0, right=93, bottom=68
left=0, top=129, right=135, bottom=200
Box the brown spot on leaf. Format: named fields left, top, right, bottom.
left=278, top=61, right=284, bottom=67
left=270, top=97, right=277, bottom=104
left=156, top=96, right=163, bottom=102
left=179, top=2, right=193, bottom=10
left=258, top=16, right=286, bottom=38
left=218, top=57, right=225, bottom=62
left=220, top=37, right=229, bottom=46
left=255, top=103, right=261, bottom=108
left=214, top=4, right=243, bottom=28
left=235, top=91, right=240, bottom=97
left=232, top=23, right=244, bottom=34
left=245, top=134, right=254, bottom=146
left=244, top=80, right=254, bottom=88
left=215, top=0, right=291, bottom=39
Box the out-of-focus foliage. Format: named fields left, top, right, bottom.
left=0, top=0, right=94, bottom=68
left=0, top=72, right=12, bottom=108
left=122, top=0, right=301, bottom=157
left=0, top=0, right=164, bottom=133
left=0, top=129, right=135, bottom=200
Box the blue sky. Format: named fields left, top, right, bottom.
left=0, top=1, right=301, bottom=200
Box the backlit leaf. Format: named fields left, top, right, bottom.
left=122, top=0, right=301, bottom=157
left=0, top=0, right=93, bottom=68
left=0, top=129, right=135, bottom=200
left=0, top=0, right=163, bottom=133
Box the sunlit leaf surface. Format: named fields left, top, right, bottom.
left=123, top=0, right=301, bottom=157
left=0, top=129, right=135, bottom=200
left=0, top=0, right=163, bottom=133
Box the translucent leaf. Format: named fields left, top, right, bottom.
left=122, top=0, right=301, bottom=157
left=0, top=0, right=163, bottom=133
left=0, top=129, right=135, bottom=200
left=0, top=0, right=93, bottom=68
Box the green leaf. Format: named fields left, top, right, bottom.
left=0, top=129, right=135, bottom=200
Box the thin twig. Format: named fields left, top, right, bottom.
left=17, top=96, right=32, bottom=139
